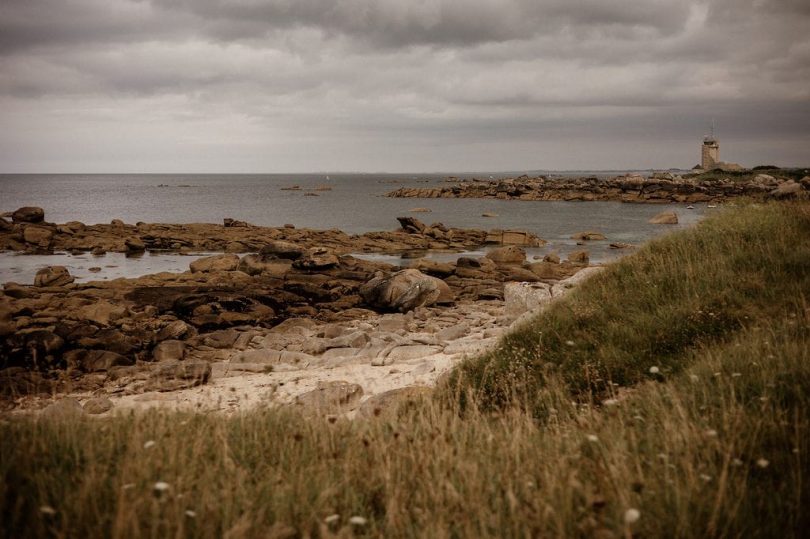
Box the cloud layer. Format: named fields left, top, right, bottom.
left=1, top=0, right=808, bottom=171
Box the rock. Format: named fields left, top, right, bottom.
left=64, top=349, right=134, bottom=372
left=223, top=218, right=250, bottom=228
left=485, top=245, right=526, bottom=265
left=648, top=211, right=678, bottom=224
left=543, top=252, right=560, bottom=264
left=0, top=217, right=12, bottom=231
left=23, top=225, right=54, bottom=246
left=571, top=231, right=606, bottom=241
left=12, top=206, right=45, bottom=224
left=356, top=387, right=431, bottom=417
left=75, top=301, right=127, bottom=326
left=567, top=250, right=589, bottom=265
left=385, top=344, right=441, bottom=363
left=528, top=261, right=580, bottom=280
left=189, top=254, right=240, bottom=273
left=436, top=322, right=469, bottom=342
left=359, top=269, right=453, bottom=312
left=144, top=361, right=211, bottom=392
left=156, top=320, right=192, bottom=341
left=125, top=237, right=145, bottom=252
left=294, top=380, right=364, bottom=413
left=83, top=397, right=114, bottom=415
left=485, top=229, right=545, bottom=247
left=769, top=180, right=802, bottom=199
left=504, top=282, right=553, bottom=318
left=41, top=397, right=84, bottom=419
left=237, top=254, right=291, bottom=277
left=201, top=329, right=240, bottom=349
left=412, top=259, right=454, bottom=277
left=293, top=247, right=339, bottom=270
left=259, top=240, right=305, bottom=260
left=397, top=216, right=427, bottom=234
left=153, top=340, right=186, bottom=362
left=377, top=313, right=407, bottom=332
left=34, top=266, right=74, bottom=287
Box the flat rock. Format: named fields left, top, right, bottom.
left=385, top=344, right=441, bottom=362
left=83, top=397, right=114, bottom=415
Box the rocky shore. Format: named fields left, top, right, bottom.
left=1, top=208, right=599, bottom=417
left=386, top=171, right=810, bottom=203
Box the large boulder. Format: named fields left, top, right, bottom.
left=504, top=282, right=553, bottom=318
left=12, top=207, right=44, bottom=224
left=359, top=268, right=453, bottom=312
left=397, top=216, right=427, bottom=234
left=64, top=349, right=134, bottom=372
left=769, top=180, right=802, bottom=199
left=189, top=254, right=240, bottom=273
left=34, top=266, right=74, bottom=287
left=23, top=225, right=54, bottom=246
left=648, top=211, right=678, bottom=224
left=485, top=245, right=526, bottom=265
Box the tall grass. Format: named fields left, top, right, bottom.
left=1, top=202, right=808, bottom=538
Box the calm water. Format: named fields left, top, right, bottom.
left=1, top=173, right=712, bottom=284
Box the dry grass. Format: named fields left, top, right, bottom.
left=1, top=202, right=809, bottom=538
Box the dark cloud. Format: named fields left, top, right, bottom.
left=0, top=0, right=808, bottom=171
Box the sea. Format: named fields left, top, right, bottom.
left=0, top=172, right=709, bottom=284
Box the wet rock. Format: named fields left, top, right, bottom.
left=396, top=216, right=426, bottom=234
left=294, top=380, right=364, bottom=413
left=571, top=231, right=606, bottom=241
left=189, top=254, right=240, bottom=273
left=125, top=237, right=145, bottom=252
left=12, top=206, right=45, bottom=224
left=485, top=245, right=526, bottom=265
left=648, top=211, right=678, bottom=224
left=34, top=266, right=74, bottom=287
left=83, top=397, right=114, bottom=415
left=359, top=269, right=453, bottom=312
left=153, top=340, right=186, bottom=362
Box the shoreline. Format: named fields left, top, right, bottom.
left=386, top=170, right=810, bottom=203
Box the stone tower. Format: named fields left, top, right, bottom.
left=701, top=135, right=719, bottom=169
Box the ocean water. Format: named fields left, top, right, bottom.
left=1, top=173, right=712, bottom=283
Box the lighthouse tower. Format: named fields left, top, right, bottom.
left=701, top=122, right=719, bottom=169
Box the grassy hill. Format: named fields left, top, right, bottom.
left=2, top=202, right=808, bottom=538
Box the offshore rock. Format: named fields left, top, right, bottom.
left=34, top=266, right=74, bottom=287
left=12, top=207, right=45, bottom=223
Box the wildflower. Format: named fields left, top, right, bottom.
left=349, top=516, right=367, bottom=526
left=565, top=340, right=575, bottom=347
left=153, top=482, right=170, bottom=497
left=143, top=440, right=156, bottom=450
left=649, top=366, right=660, bottom=374
left=324, top=514, right=340, bottom=524
left=689, top=374, right=699, bottom=382
left=586, top=434, right=599, bottom=443
left=705, top=429, right=718, bottom=438
left=623, top=508, right=641, bottom=524
left=39, top=505, right=56, bottom=516
left=185, top=510, right=197, bottom=518
left=700, top=474, right=712, bottom=482
left=731, top=372, right=742, bottom=378
left=602, top=399, right=619, bottom=407
left=756, top=458, right=770, bottom=469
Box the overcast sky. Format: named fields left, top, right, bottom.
left=1, top=0, right=808, bottom=172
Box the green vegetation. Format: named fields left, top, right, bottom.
left=2, top=202, right=809, bottom=538
left=684, top=167, right=809, bottom=182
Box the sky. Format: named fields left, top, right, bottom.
left=0, top=0, right=808, bottom=173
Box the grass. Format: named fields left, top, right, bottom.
left=1, top=202, right=809, bottom=538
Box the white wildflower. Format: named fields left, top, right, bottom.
left=623, top=508, right=641, bottom=524
left=349, top=516, right=367, bottom=526
left=649, top=366, right=660, bottom=374
left=586, top=434, right=599, bottom=443
left=153, top=481, right=170, bottom=494
left=700, top=474, right=712, bottom=482
left=143, top=440, right=156, bottom=450
left=324, top=514, right=340, bottom=524
left=731, top=372, right=742, bottom=378
left=39, top=505, right=56, bottom=516
left=565, top=340, right=575, bottom=347
left=705, top=429, right=718, bottom=438
left=756, top=458, right=770, bottom=469
left=602, top=399, right=619, bottom=407
left=185, top=510, right=197, bottom=518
